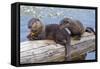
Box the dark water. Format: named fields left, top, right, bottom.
left=20, top=9, right=96, bottom=60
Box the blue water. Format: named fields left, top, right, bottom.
left=20, top=8, right=96, bottom=60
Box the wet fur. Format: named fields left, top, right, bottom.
left=27, top=18, right=45, bottom=40
left=60, top=17, right=95, bottom=39
left=45, top=24, right=71, bottom=61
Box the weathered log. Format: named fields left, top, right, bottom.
left=20, top=32, right=95, bottom=64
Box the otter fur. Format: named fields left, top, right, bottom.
left=45, top=24, right=72, bottom=61
left=60, top=17, right=95, bottom=39
left=27, top=19, right=72, bottom=60
left=27, top=18, right=45, bottom=40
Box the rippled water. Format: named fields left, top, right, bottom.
left=20, top=7, right=96, bottom=60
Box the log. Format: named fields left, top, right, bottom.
left=20, top=32, right=95, bottom=64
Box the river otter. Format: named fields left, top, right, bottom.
left=60, top=17, right=95, bottom=39
left=27, top=18, right=45, bottom=40
left=46, top=24, right=72, bottom=61
left=27, top=19, right=72, bottom=60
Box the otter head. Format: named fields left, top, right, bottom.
left=28, top=18, right=43, bottom=35
left=59, top=17, right=73, bottom=29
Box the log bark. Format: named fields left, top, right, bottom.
left=20, top=32, right=95, bottom=64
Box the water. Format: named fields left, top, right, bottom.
left=20, top=7, right=96, bottom=60
left=86, top=52, right=95, bottom=60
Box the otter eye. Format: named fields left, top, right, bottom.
left=63, top=20, right=69, bottom=24
left=66, top=20, right=70, bottom=23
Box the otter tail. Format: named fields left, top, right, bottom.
left=85, top=27, right=95, bottom=35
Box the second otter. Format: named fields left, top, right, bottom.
left=60, top=17, right=95, bottom=39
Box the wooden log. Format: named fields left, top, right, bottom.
left=20, top=32, right=95, bottom=64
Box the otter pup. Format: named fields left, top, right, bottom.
left=46, top=24, right=72, bottom=61
left=60, top=17, right=95, bottom=39
left=27, top=18, right=45, bottom=40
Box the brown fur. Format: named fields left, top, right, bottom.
left=27, top=18, right=45, bottom=40
left=45, top=24, right=71, bottom=61
left=60, top=17, right=85, bottom=39
left=60, top=17, right=95, bottom=40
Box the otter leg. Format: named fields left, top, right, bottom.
left=65, top=35, right=72, bottom=61
left=55, top=40, right=72, bottom=61
left=55, top=40, right=68, bottom=60
left=66, top=43, right=72, bottom=61
left=64, top=45, right=67, bottom=61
